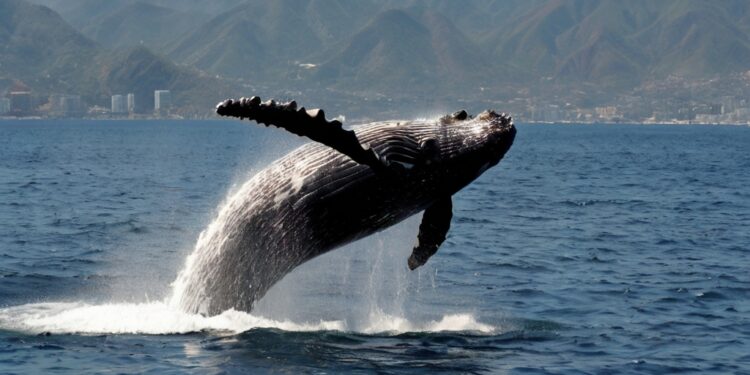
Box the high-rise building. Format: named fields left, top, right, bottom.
left=0, top=98, right=10, bottom=114
left=61, top=95, right=83, bottom=117
left=111, top=95, right=126, bottom=114
left=154, top=90, right=171, bottom=115
left=10, top=91, right=32, bottom=116
left=127, top=93, right=135, bottom=113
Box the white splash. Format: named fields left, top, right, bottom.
left=361, top=309, right=496, bottom=334
left=168, top=143, right=323, bottom=314
left=0, top=302, right=344, bottom=335
left=0, top=302, right=496, bottom=336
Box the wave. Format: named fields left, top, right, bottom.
left=0, top=302, right=497, bottom=336
left=360, top=309, right=494, bottom=335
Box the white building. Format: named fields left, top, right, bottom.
left=154, top=90, right=171, bottom=114
left=0, top=98, right=9, bottom=114
left=111, top=94, right=126, bottom=114
left=127, top=93, right=135, bottom=113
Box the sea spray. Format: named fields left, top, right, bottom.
left=0, top=301, right=496, bottom=335
left=249, top=216, right=464, bottom=332
left=0, top=214, right=498, bottom=335
left=167, top=173, right=262, bottom=313
left=0, top=302, right=346, bottom=335
left=248, top=220, right=421, bottom=327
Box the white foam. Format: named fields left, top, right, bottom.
left=0, top=302, right=496, bottom=336
left=361, top=309, right=496, bottom=335
left=0, top=302, right=344, bottom=335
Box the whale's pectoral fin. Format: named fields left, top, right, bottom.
left=216, top=96, right=382, bottom=169
left=408, top=196, right=453, bottom=270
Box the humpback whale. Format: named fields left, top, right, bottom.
left=173, top=96, right=515, bottom=315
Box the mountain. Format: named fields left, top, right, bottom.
left=7, top=0, right=750, bottom=117
left=80, top=2, right=205, bottom=50
left=24, top=0, right=131, bottom=30
left=317, top=9, right=503, bottom=95
left=389, top=0, right=547, bottom=38
left=167, top=8, right=268, bottom=80
left=26, top=0, right=750, bottom=94
left=0, top=0, right=99, bottom=93
left=171, top=3, right=508, bottom=95
left=25, top=0, right=245, bottom=51
left=0, top=0, right=234, bottom=115
left=485, top=0, right=750, bottom=85
left=148, top=0, right=245, bottom=16
left=168, top=0, right=376, bottom=81
left=26, top=0, right=244, bottom=23
left=636, top=1, right=750, bottom=77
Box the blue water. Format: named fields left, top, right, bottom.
left=0, top=120, right=748, bottom=374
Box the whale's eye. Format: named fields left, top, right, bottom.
left=419, top=138, right=440, bottom=162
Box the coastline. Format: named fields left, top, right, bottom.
left=2, top=116, right=749, bottom=126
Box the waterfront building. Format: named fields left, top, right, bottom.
left=127, top=93, right=135, bottom=113
left=111, top=95, right=126, bottom=114
left=595, top=106, right=618, bottom=121
left=154, top=90, right=171, bottom=115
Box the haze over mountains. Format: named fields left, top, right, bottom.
left=4, top=0, right=750, bottom=118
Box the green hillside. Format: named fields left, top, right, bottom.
left=6, top=0, right=750, bottom=118
left=486, top=0, right=750, bottom=85
left=0, top=0, right=235, bottom=115
left=318, top=9, right=504, bottom=95
left=81, top=1, right=204, bottom=50
left=168, top=0, right=376, bottom=81
left=26, top=0, right=131, bottom=30
left=0, top=0, right=99, bottom=93
left=168, top=12, right=268, bottom=79
left=26, top=0, right=750, bottom=94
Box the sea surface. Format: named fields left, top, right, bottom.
left=0, top=119, right=748, bottom=374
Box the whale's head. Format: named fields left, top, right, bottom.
left=423, top=109, right=516, bottom=193
left=214, top=95, right=516, bottom=197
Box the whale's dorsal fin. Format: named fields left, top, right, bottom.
left=216, top=96, right=383, bottom=169
left=408, top=196, right=453, bottom=270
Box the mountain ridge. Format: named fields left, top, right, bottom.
left=0, top=0, right=235, bottom=115
left=5, top=0, right=750, bottom=118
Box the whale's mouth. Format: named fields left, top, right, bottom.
left=485, top=111, right=516, bottom=160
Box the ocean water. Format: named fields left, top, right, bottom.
left=0, top=119, right=748, bottom=374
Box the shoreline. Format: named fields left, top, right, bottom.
left=1, top=116, right=749, bottom=126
